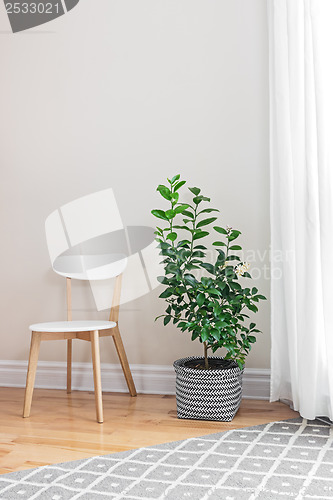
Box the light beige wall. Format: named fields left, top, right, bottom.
left=0, top=0, right=270, bottom=369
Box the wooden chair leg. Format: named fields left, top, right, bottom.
left=90, top=330, right=103, bottom=423
left=23, top=332, right=41, bottom=418
left=112, top=325, right=137, bottom=397
left=67, top=339, right=72, bottom=394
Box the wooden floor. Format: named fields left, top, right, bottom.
left=0, top=387, right=298, bottom=475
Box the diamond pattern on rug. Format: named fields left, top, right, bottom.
left=286, top=446, right=321, bottom=461
left=237, top=457, right=275, bottom=473
left=158, top=484, right=209, bottom=500
left=24, top=467, right=68, bottom=484
left=125, top=479, right=169, bottom=499
left=304, top=478, right=333, bottom=498
left=33, top=485, right=77, bottom=499
left=145, top=464, right=188, bottom=482
left=274, top=459, right=313, bottom=476
left=0, top=417, right=332, bottom=499
left=264, top=475, right=307, bottom=495
left=92, top=475, right=135, bottom=494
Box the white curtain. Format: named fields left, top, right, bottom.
left=268, top=0, right=333, bottom=420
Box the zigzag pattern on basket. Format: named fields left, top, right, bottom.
left=174, top=356, right=244, bottom=422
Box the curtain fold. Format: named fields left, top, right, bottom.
left=268, top=0, right=333, bottom=420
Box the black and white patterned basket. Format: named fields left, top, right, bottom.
left=174, top=356, right=244, bottom=422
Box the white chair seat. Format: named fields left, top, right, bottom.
left=29, top=320, right=116, bottom=333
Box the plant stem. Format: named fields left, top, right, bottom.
left=204, top=341, right=209, bottom=369
left=189, top=206, right=197, bottom=258
left=170, top=188, right=175, bottom=248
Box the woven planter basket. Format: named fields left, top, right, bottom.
left=173, top=356, right=244, bottom=422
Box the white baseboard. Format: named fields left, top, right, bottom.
left=241, top=368, right=271, bottom=400
left=0, top=361, right=271, bottom=400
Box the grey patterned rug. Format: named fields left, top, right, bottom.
left=0, top=417, right=333, bottom=500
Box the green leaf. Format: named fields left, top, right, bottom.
left=211, top=328, right=220, bottom=340
left=191, top=331, right=200, bottom=340
left=236, top=359, right=244, bottom=369
left=182, top=210, right=194, bottom=219
left=216, top=249, right=226, bottom=261
left=173, top=225, right=191, bottom=232
left=170, top=174, right=180, bottom=184
left=157, top=184, right=172, bottom=201
left=198, top=208, right=219, bottom=215
left=177, top=239, right=191, bottom=248
left=208, top=288, right=220, bottom=296
left=216, top=281, right=227, bottom=292
left=213, top=241, right=227, bottom=246
left=174, top=204, right=190, bottom=214
left=184, top=274, right=198, bottom=287
left=159, top=241, right=171, bottom=250
left=210, top=328, right=221, bottom=340
left=201, top=263, right=215, bottom=274
left=214, top=226, right=228, bottom=234
left=197, top=217, right=218, bottom=228
left=201, top=328, right=210, bottom=342
left=188, top=187, right=201, bottom=196
left=193, top=196, right=204, bottom=205
left=157, top=276, right=168, bottom=284
left=165, top=263, right=178, bottom=274
left=228, top=230, right=241, bottom=241
left=224, top=267, right=235, bottom=278
left=193, top=231, right=209, bottom=240
left=164, top=315, right=171, bottom=326
left=172, top=191, right=179, bottom=203
left=166, top=232, right=177, bottom=241
left=215, top=320, right=228, bottom=328
left=192, top=250, right=205, bottom=258
left=165, top=209, right=176, bottom=219
left=254, top=294, right=267, bottom=300
left=159, top=289, right=173, bottom=298
left=229, top=245, right=242, bottom=250
left=151, top=209, right=168, bottom=221
left=186, top=264, right=201, bottom=270
left=174, top=180, right=186, bottom=191
left=229, top=282, right=242, bottom=291
left=196, top=293, right=205, bottom=307
left=201, top=277, right=212, bottom=287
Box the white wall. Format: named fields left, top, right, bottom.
left=0, top=0, right=270, bottom=370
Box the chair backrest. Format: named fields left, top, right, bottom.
left=51, top=253, right=127, bottom=281
left=45, top=189, right=127, bottom=322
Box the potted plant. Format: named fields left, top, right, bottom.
left=151, top=174, right=266, bottom=421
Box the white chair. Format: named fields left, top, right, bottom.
left=23, top=190, right=137, bottom=423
